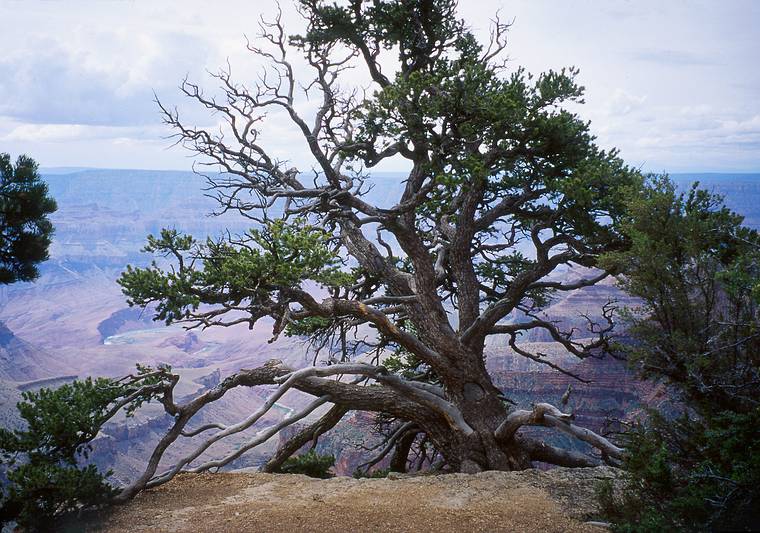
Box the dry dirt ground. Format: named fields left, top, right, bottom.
left=77, top=467, right=618, bottom=533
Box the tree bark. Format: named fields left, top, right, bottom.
left=389, top=430, right=418, bottom=473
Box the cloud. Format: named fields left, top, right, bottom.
left=0, top=32, right=212, bottom=127
left=608, top=110, right=760, bottom=172
left=602, top=89, right=647, bottom=116
left=0, top=0, right=757, bottom=173
left=0, top=123, right=164, bottom=143
left=721, top=114, right=760, bottom=135
left=639, top=113, right=760, bottom=150
left=2, top=124, right=114, bottom=143
left=631, top=49, right=716, bottom=67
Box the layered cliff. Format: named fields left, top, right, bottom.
left=1, top=169, right=757, bottom=482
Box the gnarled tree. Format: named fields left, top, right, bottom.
left=118, top=0, right=637, bottom=493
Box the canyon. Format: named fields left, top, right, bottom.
left=1, top=169, right=758, bottom=480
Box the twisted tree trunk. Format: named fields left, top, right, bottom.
left=113, top=0, right=637, bottom=504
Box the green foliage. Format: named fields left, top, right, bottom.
left=352, top=467, right=390, bottom=479
left=599, top=409, right=760, bottom=532
left=3, top=378, right=124, bottom=464
left=354, top=42, right=638, bottom=244
left=600, top=176, right=760, bottom=531
left=0, top=378, right=121, bottom=529
left=292, top=0, right=642, bottom=316
left=277, top=450, right=335, bottom=479
left=603, top=176, right=760, bottom=412
left=295, top=0, right=466, bottom=65
left=1, top=463, right=117, bottom=531
left=0, top=368, right=170, bottom=529
left=475, top=251, right=553, bottom=308
left=381, top=319, right=436, bottom=382
left=0, top=153, right=57, bottom=284
left=119, top=219, right=346, bottom=324
left=284, top=315, right=333, bottom=337
left=131, top=1, right=646, bottom=361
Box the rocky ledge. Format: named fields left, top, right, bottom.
left=77, top=466, right=620, bottom=532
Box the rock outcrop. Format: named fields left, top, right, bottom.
left=77, top=467, right=621, bottom=532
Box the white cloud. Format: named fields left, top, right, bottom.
left=722, top=115, right=760, bottom=135
left=1, top=123, right=142, bottom=143
left=0, top=29, right=214, bottom=127
left=0, top=0, right=758, bottom=172
left=603, top=89, right=647, bottom=117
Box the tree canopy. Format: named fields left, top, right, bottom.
left=0, top=153, right=57, bottom=285
left=117, top=0, right=637, bottom=481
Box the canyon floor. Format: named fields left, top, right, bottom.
left=76, top=467, right=617, bottom=533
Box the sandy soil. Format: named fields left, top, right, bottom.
left=77, top=467, right=616, bottom=533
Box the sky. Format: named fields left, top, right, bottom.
left=0, top=0, right=758, bottom=173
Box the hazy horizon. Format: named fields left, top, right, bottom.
left=38, top=166, right=760, bottom=176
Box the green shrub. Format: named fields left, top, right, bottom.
left=599, top=409, right=760, bottom=532
left=352, top=467, right=390, bottom=479
left=277, top=450, right=335, bottom=479
left=0, top=462, right=117, bottom=530
left=599, top=177, right=760, bottom=531
left=0, top=378, right=123, bottom=530
left=0, top=368, right=168, bottom=530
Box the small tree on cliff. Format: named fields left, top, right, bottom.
left=116, top=0, right=637, bottom=493
left=0, top=153, right=57, bottom=284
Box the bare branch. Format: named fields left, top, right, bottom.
left=496, top=402, right=623, bottom=462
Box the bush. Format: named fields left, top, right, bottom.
left=277, top=450, right=335, bottom=479
left=0, top=368, right=168, bottom=530
left=0, top=378, right=123, bottom=530
left=0, top=463, right=117, bottom=530
left=599, top=408, right=760, bottom=532
left=599, top=177, right=760, bottom=532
